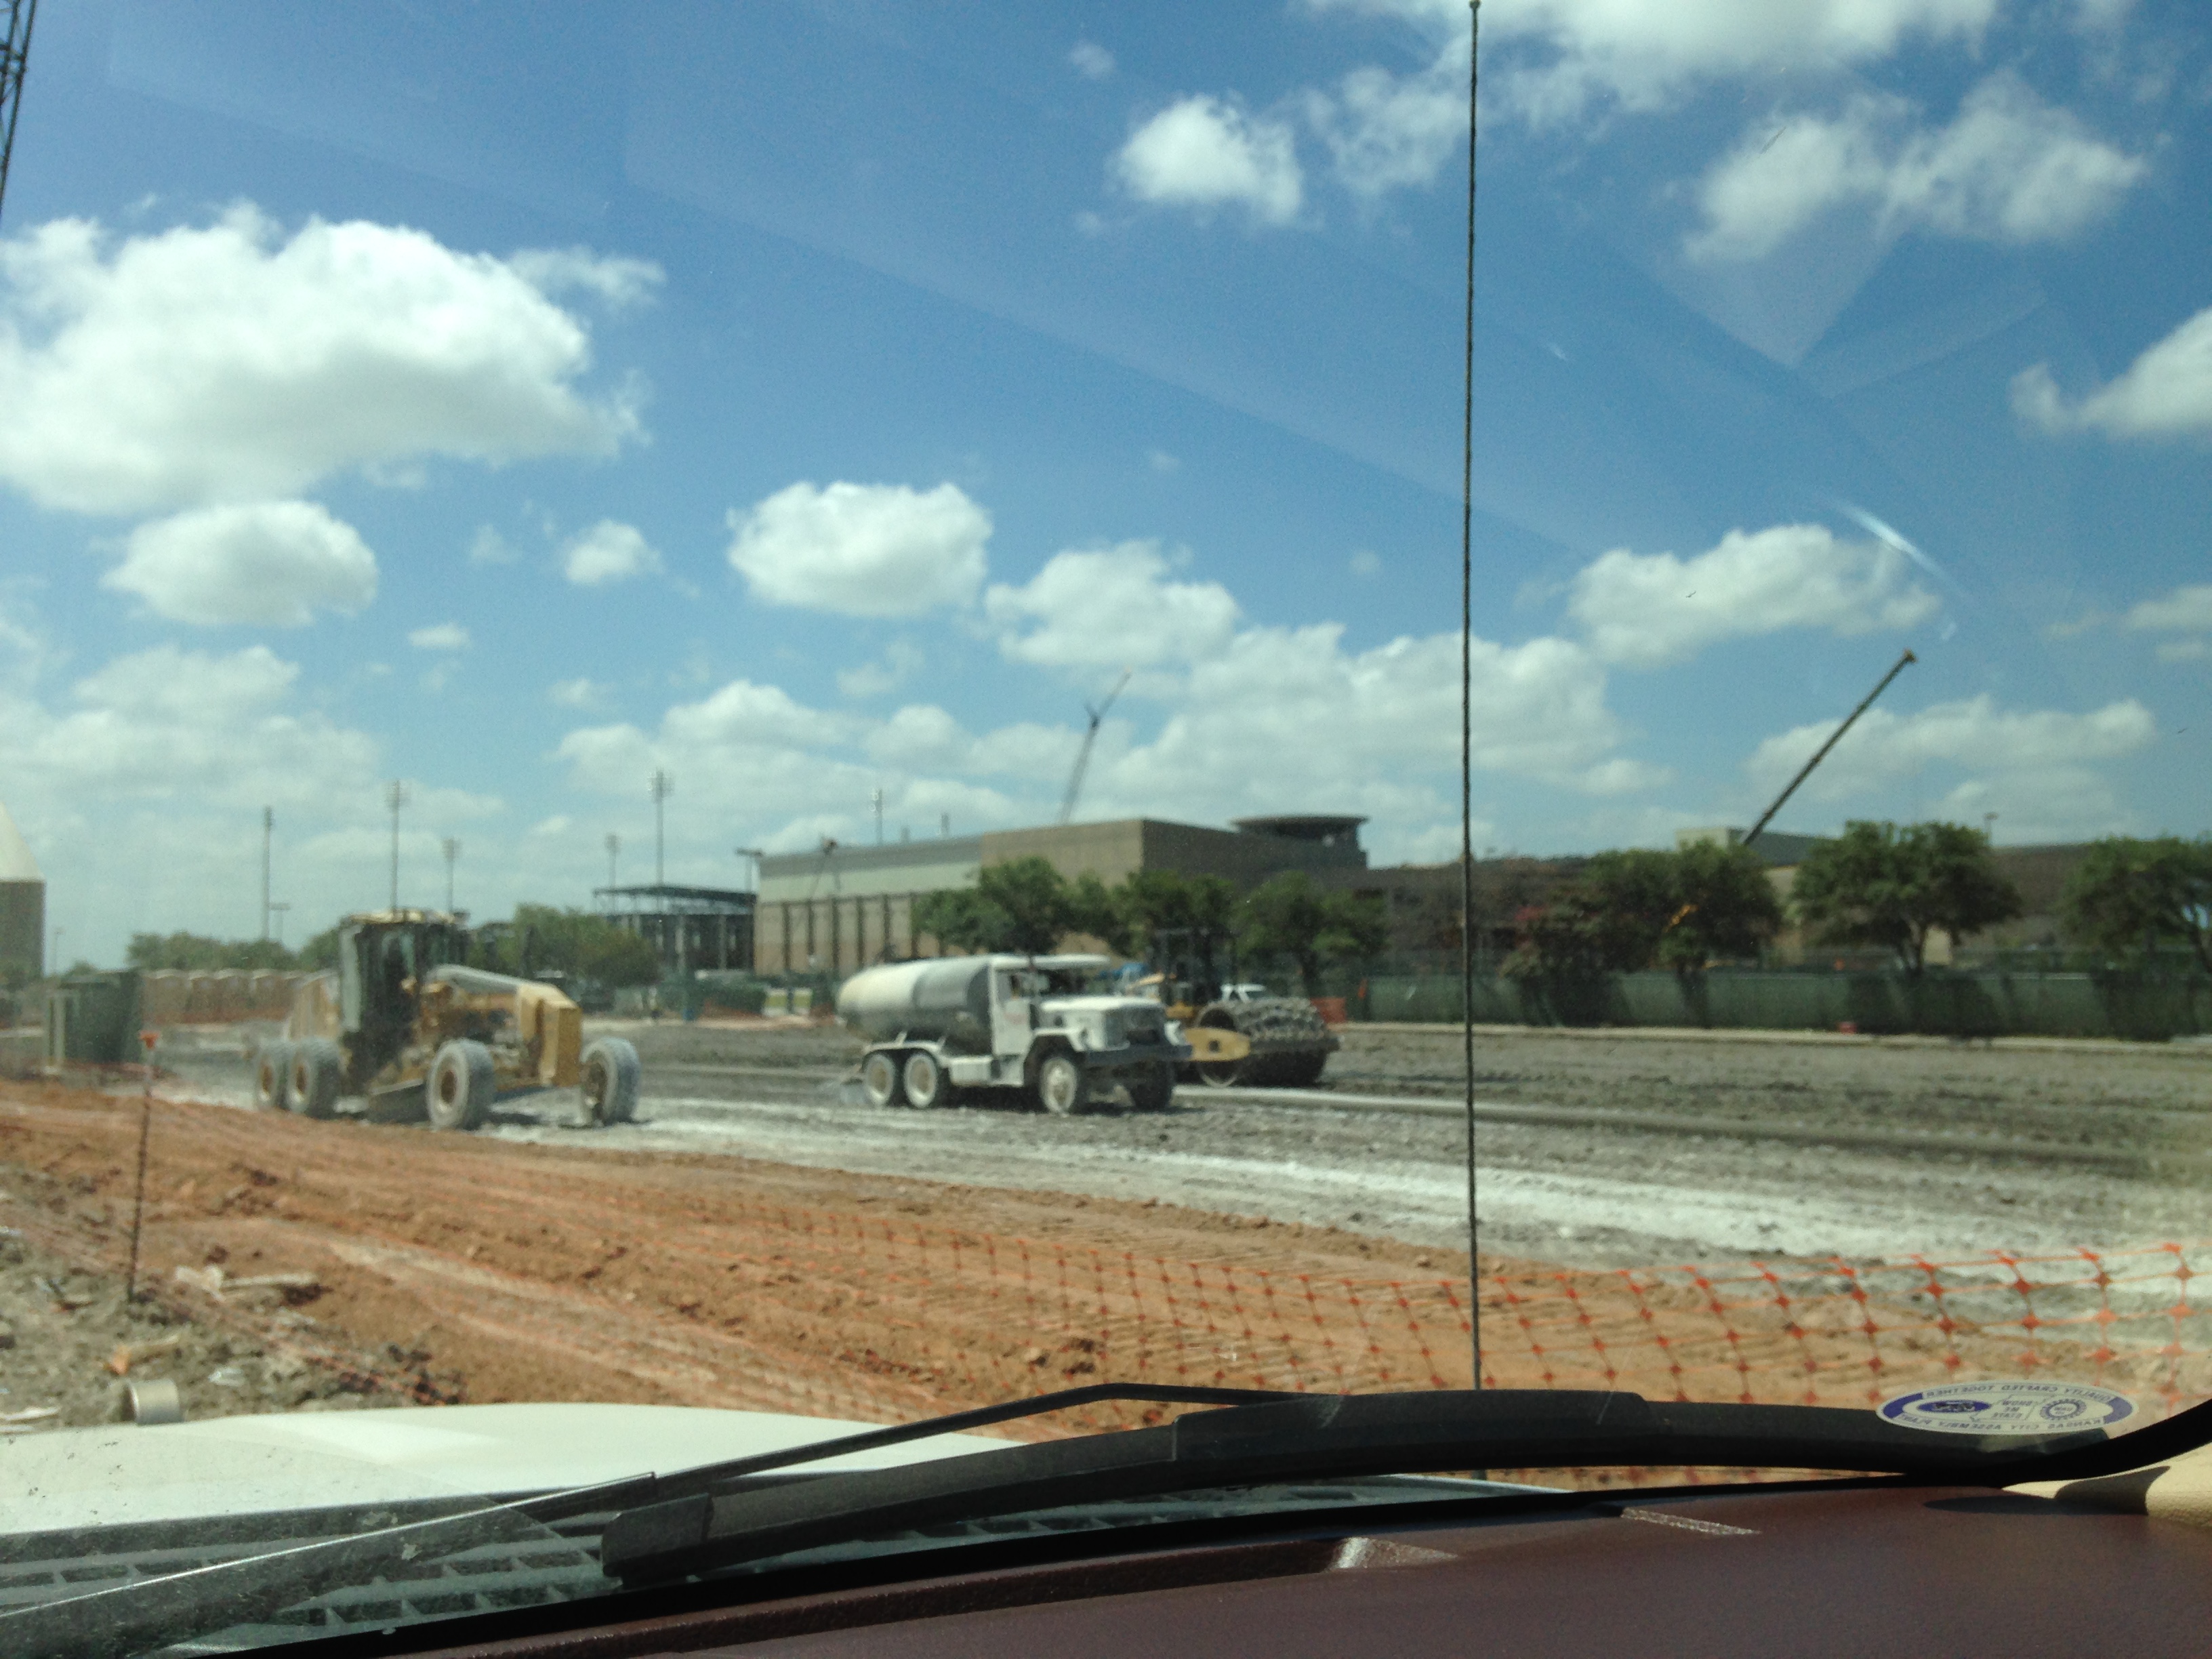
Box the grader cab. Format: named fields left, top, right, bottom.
left=254, top=911, right=640, bottom=1130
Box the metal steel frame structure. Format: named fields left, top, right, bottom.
left=0, top=0, right=36, bottom=227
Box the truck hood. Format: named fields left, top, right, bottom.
left=0, top=1403, right=1012, bottom=1536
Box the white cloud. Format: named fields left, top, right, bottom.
left=548, top=676, right=610, bottom=710
left=726, top=480, right=991, bottom=616
left=1568, top=523, right=1938, bottom=668
left=1305, top=56, right=1467, bottom=198
left=0, top=207, right=644, bottom=515
left=1476, top=0, right=2000, bottom=123
left=505, top=247, right=663, bottom=310
left=1, top=644, right=380, bottom=808
left=560, top=518, right=663, bottom=586
left=1148, top=449, right=1181, bottom=473
left=468, top=525, right=519, bottom=565
left=1745, top=695, right=2156, bottom=831
left=2013, top=308, right=2212, bottom=441
left=1114, top=96, right=1303, bottom=226
left=1689, top=76, right=2146, bottom=263
left=836, top=639, right=926, bottom=699
left=985, top=542, right=1239, bottom=670
left=1349, top=548, right=1382, bottom=577
left=2125, top=583, right=2212, bottom=633
left=2155, top=639, right=2208, bottom=664
left=409, top=621, right=470, bottom=651
left=1069, top=41, right=1115, bottom=80
left=102, top=499, right=377, bottom=626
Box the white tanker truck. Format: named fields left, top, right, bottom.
left=834, top=954, right=1191, bottom=1113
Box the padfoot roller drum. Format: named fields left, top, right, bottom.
left=1191, top=998, right=1336, bottom=1088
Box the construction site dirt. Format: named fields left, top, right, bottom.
left=144, top=1019, right=2212, bottom=1270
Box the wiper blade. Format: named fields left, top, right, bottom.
left=601, top=1387, right=2129, bottom=1583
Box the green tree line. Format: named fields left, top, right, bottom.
left=119, top=905, right=661, bottom=987
left=911, top=858, right=1389, bottom=992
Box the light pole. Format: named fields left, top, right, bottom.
left=735, top=846, right=764, bottom=890
left=269, top=901, right=290, bottom=947
left=605, top=832, right=620, bottom=892
left=649, top=770, right=673, bottom=887
left=384, top=781, right=409, bottom=909
left=260, top=806, right=273, bottom=940
left=872, top=787, right=884, bottom=846
left=442, top=837, right=461, bottom=912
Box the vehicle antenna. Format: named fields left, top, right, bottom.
left=1057, top=668, right=1131, bottom=825
left=1743, top=647, right=1917, bottom=849
left=1457, top=0, right=1485, bottom=1391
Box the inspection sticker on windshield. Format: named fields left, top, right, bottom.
left=1879, top=1381, right=2135, bottom=1435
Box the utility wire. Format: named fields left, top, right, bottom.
left=1458, top=0, right=1483, bottom=1390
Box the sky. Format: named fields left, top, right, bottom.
left=1, top=0, right=2207, bottom=966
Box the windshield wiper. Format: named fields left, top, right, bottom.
left=602, top=1387, right=2196, bottom=1583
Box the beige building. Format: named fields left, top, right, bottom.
left=752, top=815, right=1367, bottom=977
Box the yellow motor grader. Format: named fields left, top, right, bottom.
left=253, top=910, right=640, bottom=1130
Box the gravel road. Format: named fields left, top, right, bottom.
left=151, top=1021, right=2212, bottom=1270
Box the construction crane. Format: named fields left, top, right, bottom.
left=0, top=0, right=35, bottom=228
left=1058, top=669, right=1130, bottom=826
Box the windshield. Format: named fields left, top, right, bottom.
left=0, top=0, right=2207, bottom=1649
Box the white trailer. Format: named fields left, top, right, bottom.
left=834, top=954, right=1191, bottom=1113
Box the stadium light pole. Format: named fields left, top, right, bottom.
left=385, top=781, right=409, bottom=909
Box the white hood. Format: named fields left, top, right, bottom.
left=0, top=1403, right=1012, bottom=1536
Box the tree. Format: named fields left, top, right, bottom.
left=1240, top=872, right=1389, bottom=991
left=2062, top=836, right=2212, bottom=974
left=1791, top=820, right=2022, bottom=975
left=126, top=932, right=300, bottom=971
left=489, top=906, right=662, bottom=987
left=1505, top=844, right=1782, bottom=980
left=912, top=858, right=1076, bottom=956
left=912, top=887, right=1014, bottom=954
left=1661, top=841, right=1784, bottom=971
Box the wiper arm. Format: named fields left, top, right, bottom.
left=602, top=1387, right=2132, bottom=1583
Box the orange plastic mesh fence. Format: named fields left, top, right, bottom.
left=6, top=1179, right=2205, bottom=1440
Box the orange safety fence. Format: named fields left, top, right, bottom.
left=652, top=1200, right=2212, bottom=1431
left=6, top=1172, right=2207, bottom=1441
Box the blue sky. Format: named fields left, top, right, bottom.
left=1, top=0, right=2207, bottom=964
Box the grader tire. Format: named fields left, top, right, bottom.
left=253, top=1042, right=294, bottom=1112
left=427, top=1040, right=495, bottom=1132
left=286, top=1039, right=344, bottom=1119
left=580, top=1037, right=641, bottom=1125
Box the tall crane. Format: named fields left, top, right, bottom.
left=1057, top=668, right=1131, bottom=826
left=0, top=0, right=36, bottom=228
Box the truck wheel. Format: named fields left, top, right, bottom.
left=580, top=1037, right=641, bottom=1125
left=287, top=1039, right=344, bottom=1119
left=901, top=1050, right=948, bottom=1109
left=1126, top=1065, right=1174, bottom=1113
left=860, top=1050, right=905, bottom=1108
left=1034, top=1051, right=1087, bottom=1115
left=427, top=1039, right=495, bottom=1131
left=253, top=1042, right=293, bottom=1112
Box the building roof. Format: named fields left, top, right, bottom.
left=1232, top=815, right=1367, bottom=843
left=0, top=799, right=41, bottom=883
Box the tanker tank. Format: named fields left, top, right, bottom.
left=835, top=958, right=994, bottom=1052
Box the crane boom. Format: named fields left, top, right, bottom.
left=0, top=0, right=36, bottom=228
left=1057, top=669, right=1132, bottom=826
